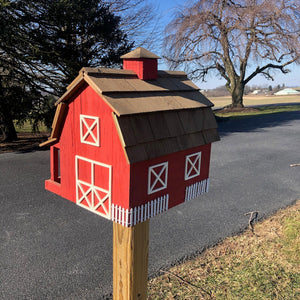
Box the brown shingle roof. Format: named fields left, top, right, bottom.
left=113, top=108, right=219, bottom=163
left=120, top=47, right=161, bottom=59
left=42, top=67, right=219, bottom=160
left=57, top=68, right=214, bottom=116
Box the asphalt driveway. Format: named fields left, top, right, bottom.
left=0, top=111, right=299, bottom=299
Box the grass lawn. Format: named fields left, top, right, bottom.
left=14, top=120, right=49, bottom=133
left=0, top=121, right=50, bottom=153
left=148, top=200, right=300, bottom=299
left=210, top=94, right=300, bottom=109
left=214, top=104, right=300, bottom=119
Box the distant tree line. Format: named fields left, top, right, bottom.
left=204, top=83, right=289, bottom=97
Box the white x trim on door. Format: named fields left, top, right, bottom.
left=80, top=115, right=100, bottom=146
left=75, top=155, right=111, bottom=219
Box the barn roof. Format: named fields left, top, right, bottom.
left=56, top=67, right=214, bottom=116
left=41, top=66, right=219, bottom=163
left=113, top=108, right=219, bottom=163
left=120, top=46, right=161, bottom=59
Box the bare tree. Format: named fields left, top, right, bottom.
left=164, top=0, right=300, bottom=108
left=107, top=0, right=160, bottom=49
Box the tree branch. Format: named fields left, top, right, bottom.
left=244, top=57, right=298, bottom=85
left=244, top=211, right=259, bottom=233
left=159, top=269, right=213, bottom=298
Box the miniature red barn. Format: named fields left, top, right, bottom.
left=41, top=47, right=219, bottom=227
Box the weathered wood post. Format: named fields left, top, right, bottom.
left=40, top=47, right=219, bottom=299
left=113, top=220, right=149, bottom=299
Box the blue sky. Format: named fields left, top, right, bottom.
left=151, top=0, right=300, bottom=90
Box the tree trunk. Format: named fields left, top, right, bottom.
left=0, top=112, right=18, bottom=142
left=0, top=76, right=17, bottom=142
left=230, top=82, right=245, bottom=108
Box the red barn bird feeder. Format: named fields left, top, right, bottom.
left=41, top=47, right=220, bottom=227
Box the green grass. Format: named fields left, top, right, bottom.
left=214, top=105, right=300, bottom=119
left=148, top=201, right=300, bottom=299
left=14, top=120, right=49, bottom=133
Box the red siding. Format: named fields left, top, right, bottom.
left=129, top=144, right=211, bottom=209
left=123, top=59, right=158, bottom=80
left=45, top=83, right=213, bottom=223
left=46, top=84, right=130, bottom=208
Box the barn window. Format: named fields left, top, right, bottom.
left=51, top=146, right=61, bottom=184
left=80, top=115, right=100, bottom=146
left=185, top=152, right=201, bottom=180
left=148, top=162, right=168, bottom=195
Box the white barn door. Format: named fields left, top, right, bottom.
left=75, top=155, right=112, bottom=219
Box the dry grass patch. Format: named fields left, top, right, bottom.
left=210, top=94, right=300, bottom=109
left=148, top=201, right=300, bottom=299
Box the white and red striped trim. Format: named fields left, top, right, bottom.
left=111, top=194, right=169, bottom=227
left=185, top=178, right=209, bottom=202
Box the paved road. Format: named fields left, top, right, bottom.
left=1, top=111, right=299, bottom=299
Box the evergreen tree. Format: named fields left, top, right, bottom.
left=0, top=0, right=132, bottom=141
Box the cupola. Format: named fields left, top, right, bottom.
left=120, top=47, right=161, bottom=80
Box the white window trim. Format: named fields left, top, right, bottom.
left=80, top=115, right=100, bottom=147
left=185, top=152, right=201, bottom=180
left=148, top=162, right=168, bottom=195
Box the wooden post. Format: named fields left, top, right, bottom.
left=113, top=219, right=149, bottom=300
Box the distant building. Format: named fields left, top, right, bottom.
left=252, top=89, right=262, bottom=95
left=274, top=88, right=300, bottom=95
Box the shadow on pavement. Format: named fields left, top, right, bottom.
left=217, top=110, right=300, bottom=137
left=0, top=134, right=49, bottom=154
